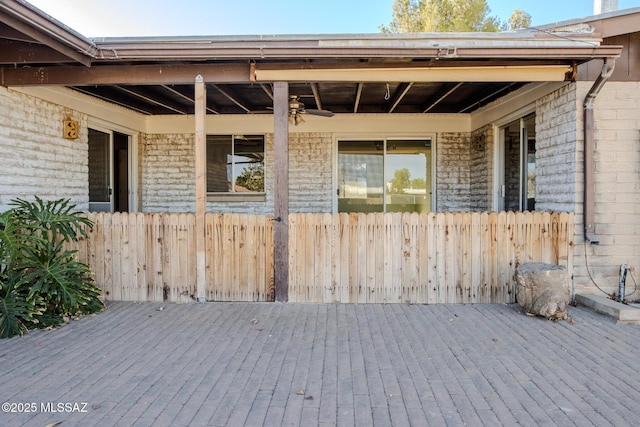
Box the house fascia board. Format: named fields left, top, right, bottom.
left=253, top=65, right=574, bottom=83
left=143, top=113, right=470, bottom=135
left=534, top=7, right=640, bottom=38
left=0, top=0, right=96, bottom=64
left=89, top=36, right=618, bottom=62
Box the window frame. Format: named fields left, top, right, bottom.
left=334, top=135, right=436, bottom=213
left=206, top=134, right=266, bottom=202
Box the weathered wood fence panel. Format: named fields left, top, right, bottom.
left=73, top=212, right=274, bottom=302
left=74, top=212, right=197, bottom=302
left=205, top=213, right=274, bottom=302
left=288, top=211, right=574, bottom=304
left=72, top=211, right=572, bottom=304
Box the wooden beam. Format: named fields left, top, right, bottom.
left=195, top=75, right=207, bottom=302
left=422, top=82, right=463, bottom=113
left=353, top=83, right=363, bottom=113
left=70, top=86, right=155, bottom=115
left=210, top=84, right=251, bottom=113
left=0, top=63, right=251, bottom=86
left=160, top=85, right=219, bottom=114
left=458, top=83, right=516, bottom=113
left=255, top=64, right=575, bottom=83
left=260, top=83, right=273, bottom=100
left=273, top=81, right=289, bottom=302
left=387, top=82, right=413, bottom=113
left=310, top=83, right=323, bottom=110
left=114, top=85, right=188, bottom=114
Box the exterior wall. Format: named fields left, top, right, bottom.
left=140, top=131, right=333, bottom=214
left=0, top=86, right=89, bottom=212
left=140, top=130, right=475, bottom=214
left=535, top=83, right=579, bottom=213
left=288, top=133, right=333, bottom=213
left=436, top=132, right=471, bottom=211
left=469, top=125, right=493, bottom=211
left=536, top=82, right=640, bottom=295
left=141, top=133, right=196, bottom=212
left=573, top=81, right=640, bottom=295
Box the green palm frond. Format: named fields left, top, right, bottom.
left=9, top=197, right=93, bottom=242
left=1, top=197, right=103, bottom=338
left=0, top=276, right=45, bottom=338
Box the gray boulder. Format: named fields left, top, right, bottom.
left=515, top=262, right=569, bottom=320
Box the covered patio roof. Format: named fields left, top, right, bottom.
left=0, top=0, right=623, bottom=116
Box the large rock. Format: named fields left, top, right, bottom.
left=515, top=262, right=569, bottom=320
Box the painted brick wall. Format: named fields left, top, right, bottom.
left=140, top=132, right=333, bottom=214
left=0, top=87, right=88, bottom=212
left=141, top=133, right=196, bottom=212
left=288, top=132, right=333, bottom=213
left=574, top=81, right=640, bottom=294
left=436, top=132, right=471, bottom=211
left=469, top=125, right=493, bottom=211
left=537, top=82, right=640, bottom=294
left=535, top=83, right=579, bottom=213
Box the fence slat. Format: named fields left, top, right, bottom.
left=74, top=211, right=573, bottom=304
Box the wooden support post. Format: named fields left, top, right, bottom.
left=195, top=75, right=207, bottom=301
left=273, top=82, right=289, bottom=301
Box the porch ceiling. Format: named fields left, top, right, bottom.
left=0, top=0, right=624, bottom=116
left=68, top=67, right=532, bottom=115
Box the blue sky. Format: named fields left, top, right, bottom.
left=27, top=0, right=640, bottom=37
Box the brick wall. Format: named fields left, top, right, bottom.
left=469, top=125, right=493, bottom=211
left=141, top=133, right=196, bottom=212
left=536, top=82, right=640, bottom=294
left=288, top=132, right=333, bottom=213
left=574, top=81, right=640, bottom=294
left=0, top=87, right=88, bottom=212
left=436, top=132, right=471, bottom=211
left=535, top=84, right=579, bottom=213
left=140, top=132, right=333, bottom=214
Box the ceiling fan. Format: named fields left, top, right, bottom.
left=288, top=95, right=334, bottom=125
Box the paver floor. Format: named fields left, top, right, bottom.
left=1, top=302, right=640, bottom=426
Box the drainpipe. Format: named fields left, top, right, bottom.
left=583, top=58, right=615, bottom=244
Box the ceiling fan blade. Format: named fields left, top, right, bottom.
left=305, top=109, right=335, bottom=117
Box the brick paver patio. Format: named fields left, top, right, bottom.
left=1, top=302, right=639, bottom=426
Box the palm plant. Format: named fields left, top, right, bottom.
left=0, top=197, right=103, bottom=338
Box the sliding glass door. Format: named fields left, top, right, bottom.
left=499, top=114, right=536, bottom=211
left=88, top=128, right=132, bottom=212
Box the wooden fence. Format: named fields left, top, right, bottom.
left=74, top=212, right=274, bottom=303
left=72, top=211, right=573, bottom=304
left=289, top=211, right=574, bottom=304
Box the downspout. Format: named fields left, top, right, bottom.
left=583, top=58, right=615, bottom=244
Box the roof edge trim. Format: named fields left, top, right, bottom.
left=0, top=0, right=97, bottom=65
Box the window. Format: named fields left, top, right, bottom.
left=206, top=135, right=265, bottom=194
left=338, top=139, right=432, bottom=213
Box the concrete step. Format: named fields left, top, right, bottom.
left=575, top=293, right=640, bottom=324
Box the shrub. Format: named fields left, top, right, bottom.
left=0, top=197, right=103, bottom=338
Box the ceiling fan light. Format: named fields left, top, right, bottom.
left=294, top=114, right=305, bottom=126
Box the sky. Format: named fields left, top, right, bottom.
left=26, top=0, right=640, bottom=38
